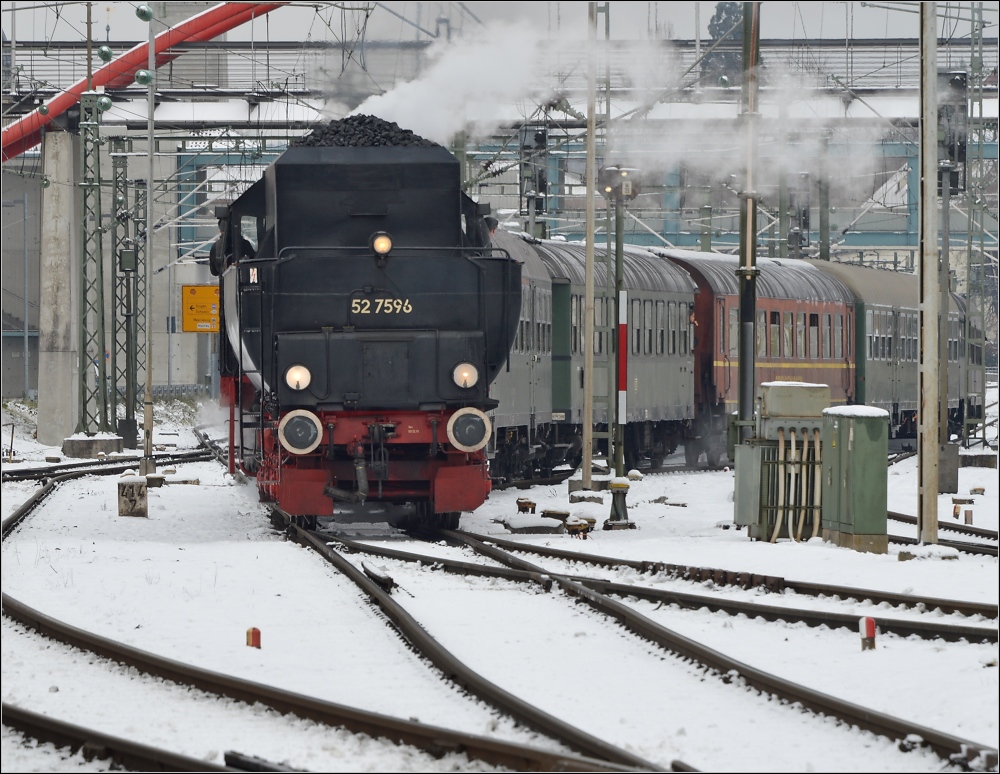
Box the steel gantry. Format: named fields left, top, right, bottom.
left=109, top=138, right=144, bottom=448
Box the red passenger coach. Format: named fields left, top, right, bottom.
left=661, top=253, right=857, bottom=455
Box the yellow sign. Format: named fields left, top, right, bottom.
left=181, top=285, right=220, bottom=333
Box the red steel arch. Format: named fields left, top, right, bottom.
left=2, top=2, right=286, bottom=162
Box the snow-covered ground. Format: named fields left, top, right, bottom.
left=1, top=391, right=997, bottom=772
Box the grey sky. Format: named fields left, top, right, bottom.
left=3, top=2, right=994, bottom=45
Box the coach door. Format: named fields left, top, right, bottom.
left=888, top=308, right=901, bottom=414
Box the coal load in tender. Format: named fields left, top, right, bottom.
left=291, top=114, right=438, bottom=148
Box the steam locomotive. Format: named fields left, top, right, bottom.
left=216, top=119, right=520, bottom=528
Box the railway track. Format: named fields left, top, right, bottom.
left=1, top=449, right=214, bottom=483
left=435, top=531, right=998, bottom=620
left=888, top=510, right=999, bottom=542
left=5, top=430, right=995, bottom=770
left=277, top=509, right=680, bottom=772
left=328, top=532, right=996, bottom=643
left=3, top=592, right=637, bottom=773
left=886, top=511, right=999, bottom=557
left=2, top=454, right=644, bottom=773
left=1, top=453, right=214, bottom=540
left=2, top=703, right=242, bottom=772
left=296, top=522, right=997, bottom=771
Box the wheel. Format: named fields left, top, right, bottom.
left=440, top=512, right=461, bottom=530
left=408, top=502, right=432, bottom=530
left=705, top=447, right=720, bottom=468
left=684, top=441, right=700, bottom=467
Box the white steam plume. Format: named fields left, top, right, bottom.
left=349, top=23, right=552, bottom=145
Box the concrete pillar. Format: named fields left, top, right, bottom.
left=36, top=131, right=80, bottom=446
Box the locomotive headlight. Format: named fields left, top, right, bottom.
left=371, top=232, right=393, bottom=256
left=446, top=407, right=492, bottom=453
left=284, top=364, right=312, bottom=391
left=452, top=362, right=479, bottom=389
left=278, top=410, right=323, bottom=454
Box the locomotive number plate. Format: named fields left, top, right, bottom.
left=351, top=297, right=413, bottom=314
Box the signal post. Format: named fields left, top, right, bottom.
left=599, top=166, right=639, bottom=530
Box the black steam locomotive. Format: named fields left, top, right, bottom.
left=216, top=117, right=520, bottom=528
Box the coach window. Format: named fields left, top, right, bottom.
left=571, top=295, right=579, bottom=355
left=529, top=293, right=534, bottom=352
left=729, top=307, right=738, bottom=358
left=546, top=293, right=552, bottom=354
left=535, top=294, right=542, bottom=355
left=876, top=311, right=884, bottom=360
left=846, top=312, right=853, bottom=359
left=884, top=311, right=891, bottom=359
left=602, top=297, right=609, bottom=354
left=657, top=301, right=666, bottom=355
left=632, top=299, right=642, bottom=355
left=591, top=297, right=600, bottom=356
left=866, top=309, right=874, bottom=360
left=770, top=311, right=781, bottom=359
left=834, top=314, right=844, bottom=359
left=756, top=310, right=767, bottom=357
left=680, top=303, right=689, bottom=354
left=873, top=311, right=879, bottom=359
left=644, top=300, right=654, bottom=356
left=822, top=313, right=832, bottom=359
left=668, top=301, right=678, bottom=355
left=809, top=313, right=819, bottom=359
left=783, top=312, right=794, bottom=359
left=594, top=296, right=608, bottom=355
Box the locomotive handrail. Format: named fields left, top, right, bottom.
left=273, top=245, right=514, bottom=264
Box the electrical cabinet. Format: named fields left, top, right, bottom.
left=821, top=406, right=889, bottom=553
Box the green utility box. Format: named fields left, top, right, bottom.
left=820, top=406, right=889, bottom=554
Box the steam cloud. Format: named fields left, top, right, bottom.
left=349, top=23, right=553, bottom=145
